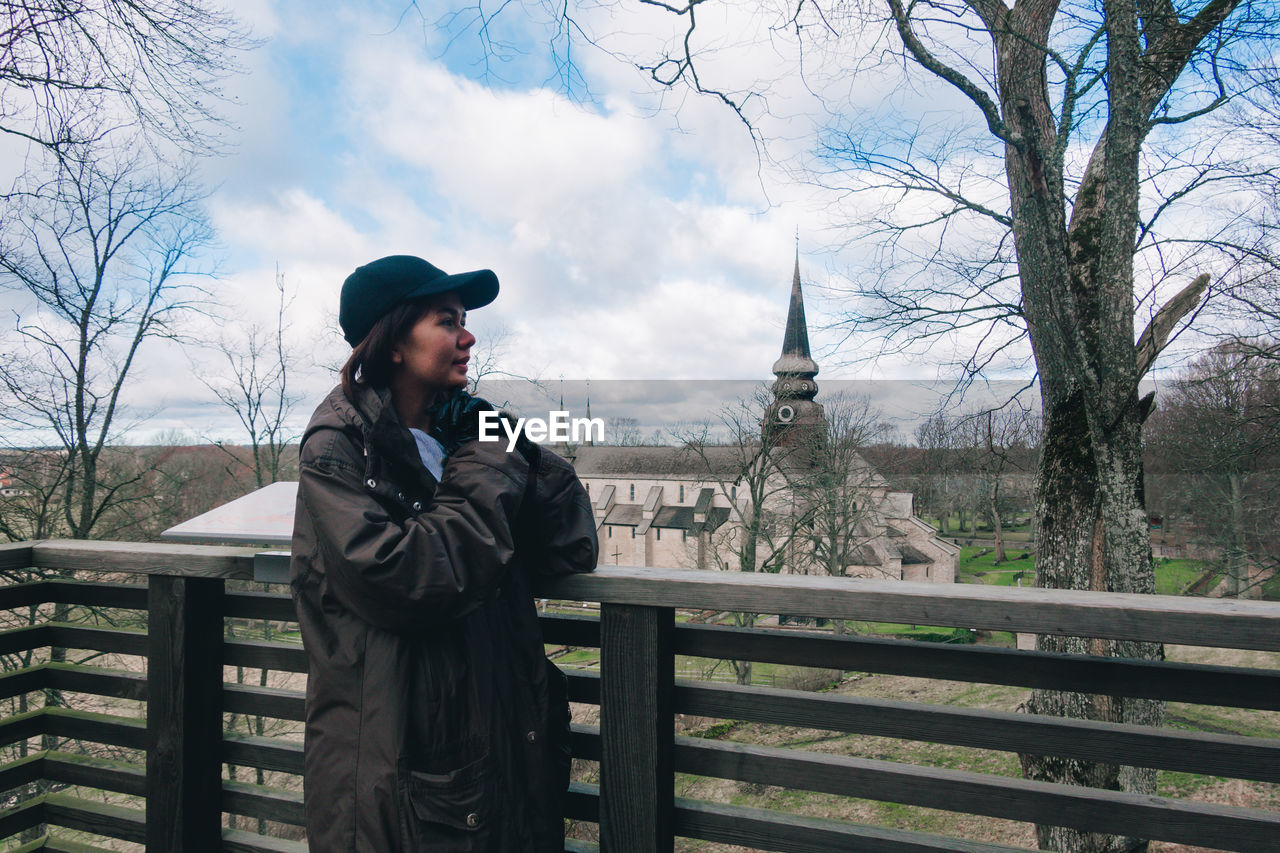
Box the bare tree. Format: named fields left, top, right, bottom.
left=913, top=413, right=963, bottom=534
left=1146, top=340, right=1280, bottom=596
left=200, top=267, right=300, bottom=488
left=0, top=139, right=212, bottom=539
left=957, top=405, right=1041, bottom=563
left=674, top=389, right=808, bottom=685
left=606, top=417, right=644, bottom=446
left=0, top=0, right=251, bottom=155
left=790, top=393, right=891, bottom=594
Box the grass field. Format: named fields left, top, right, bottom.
left=956, top=545, right=1213, bottom=597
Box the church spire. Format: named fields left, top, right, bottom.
left=764, top=247, right=824, bottom=446
left=777, top=248, right=816, bottom=367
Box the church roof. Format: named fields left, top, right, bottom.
left=571, top=445, right=750, bottom=480
left=772, top=251, right=819, bottom=377
left=602, top=501, right=729, bottom=533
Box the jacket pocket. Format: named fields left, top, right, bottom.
left=405, top=751, right=492, bottom=833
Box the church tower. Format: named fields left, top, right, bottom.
left=763, top=250, right=825, bottom=446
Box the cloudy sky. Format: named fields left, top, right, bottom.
left=69, top=0, right=948, bottom=443
left=7, top=0, right=1201, bottom=445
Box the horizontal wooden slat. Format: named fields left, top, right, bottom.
left=0, top=663, right=147, bottom=704
left=223, top=735, right=303, bottom=775
left=42, top=708, right=147, bottom=752
left=675, top=737, right=1280, bottom=851
left=0, top=753, right=43, bottom=794
left=0, top=625, right=51, bottom=656
left=672, top=797, right=1034, bottom=853
left=0, top=625, right=147, bottom=658
left=566, top=671, right=600, bottom=705
left=223, top=639, right=306, bottom=672
left=675, top=681, right=1280, bottom=783
left=541, top=566, right=1280, bottom=650
left=570, top=724, right=601, bottom=761
left=43, top=664, right=147, bottom=702
left=42, top=793, right=145, bottom=844
left=222, top=683, right=305, bottom=722
left=10, top=547, right=1278, bottom=649
left=566, top=781, right=600, bottom=824
left=9, top=833, right=117, bottom=853
left=223, top=591, right=297, bottom=622
left=7, top=836, right=50, bottom=853
left=38, top=838, right=113, bottom=853
left=0, top=709, right=45, bottom=750
left=42, top=751, right=146, bottom=798
left=541, top=613, right=603, bottom=647
left=0, top=796, right=45, bottom=844
left=0, top=542, right=34, bottom=573
left=222, top=828, right=309, bottom=853
left=30, top=540, right=255, bottom=580
left=222, top=781, right=306, bottom=826
left=0, top=580, right=147, bottom=612
left=0, top=708, right=146, bottom=754
left=0, top=666, right=48, bottom=701
left=0, top=752, right=148, bottom=801
left=674, top=623, right=1280, bottom=710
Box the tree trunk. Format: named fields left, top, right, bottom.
left=731, top=612, right=754, bottom=685
left=1021, top=391, right=1161, bottom=853
left=1227, top=471, right=1244, bottom=597
left=990, top=495, right=1006, bottom=564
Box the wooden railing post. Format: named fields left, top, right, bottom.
left=147, top=575, right=224, bottom=851
left=599, top=602, right=674, bottom=853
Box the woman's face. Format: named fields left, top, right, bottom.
left=390, top=292, right=475, bottom=393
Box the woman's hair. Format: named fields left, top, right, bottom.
left=340, top=296, right=437, bottom=399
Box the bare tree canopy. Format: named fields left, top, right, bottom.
left=0, top=0, right=253, bottom=154
left=1146, top=339, right=1280, bottom=597
left=0, top=139, right=213, bottom=538
left=200, top=267, right=301, bottom=489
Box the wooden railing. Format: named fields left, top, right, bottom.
left=0, top=539, right=1278, bottom=852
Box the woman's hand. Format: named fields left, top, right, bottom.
left=427, top=388, right=495, bottom=453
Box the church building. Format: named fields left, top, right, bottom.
left=566, top=256, right=959, bottom=583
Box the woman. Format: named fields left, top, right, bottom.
left=290, top=255, right=598, bottom=851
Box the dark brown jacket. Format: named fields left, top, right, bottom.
left=290, top=384, right=597, bottom=851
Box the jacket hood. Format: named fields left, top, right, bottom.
left=305, top=383, right=429, bottom=484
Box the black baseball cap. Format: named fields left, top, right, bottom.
left=339, top=255, right=499, bottom=346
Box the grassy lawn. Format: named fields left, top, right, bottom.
left=924, top=515, right=1035, bottom=540
left=1153, top=558, right=1209, bottom=596
left=958, top=546, right=1209, bottom=597
left=957, top=545, right=1034, bottom=587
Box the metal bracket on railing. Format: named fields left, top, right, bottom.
left=253, top=550, right=292, bottom=585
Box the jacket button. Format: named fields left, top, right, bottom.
left=466, top=812, right=480, bottom=828
left=365, top=478, right=376, bottom=488
left=526, top=730, right=537, bottom=743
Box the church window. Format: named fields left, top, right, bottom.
left=607, top=526, right=612, bottom=538
left=629, top=484, right=635, bottom=500
left=679, top=485, right=684, bottom=502
left=586, top=482, right=590, bottom=495
left=731, top=486, right=737, bottom=501
left=630, top=528, right=635, bottom=538
left=681, top=530, right=686, bottom=542
left=656, top=529, right=661, bottom=541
